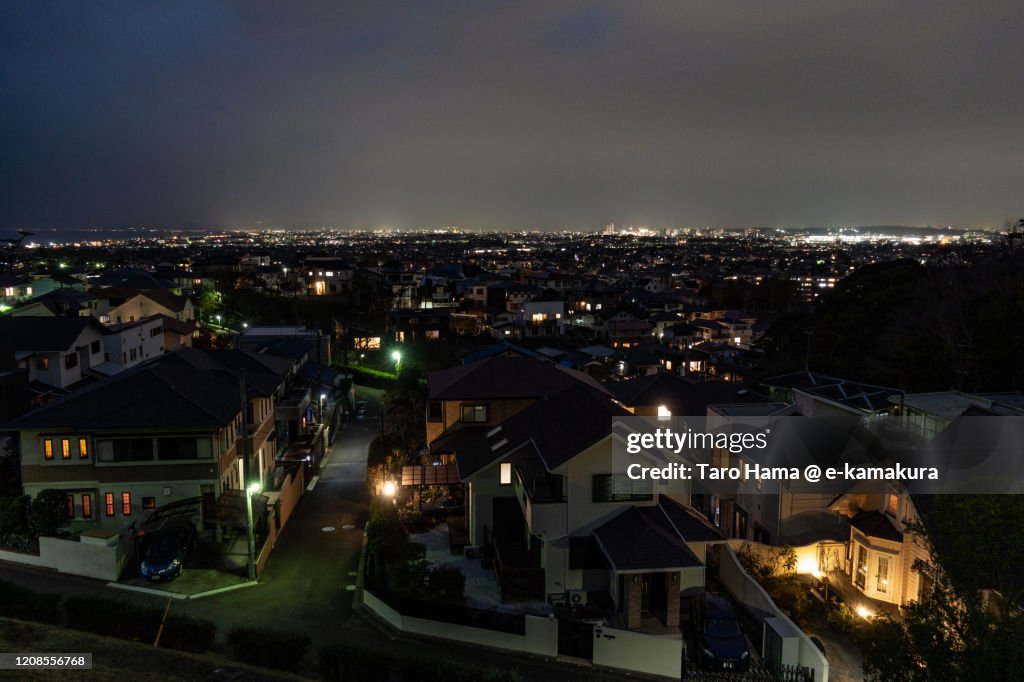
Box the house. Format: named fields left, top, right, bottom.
left=302, top=257, right=354, bottom=296
left=0, top=275, right=35, bottom=307
left=0, top=317, right=108, bottom=396
left=10, top=289, right=101, bottom=318
left=92, top=316, right=167, bottom=376
left=4, top=348, right=291, bottom=531
left=423, top=356, right=724, bottom=630
left=96, top=288, right=195, bottom=324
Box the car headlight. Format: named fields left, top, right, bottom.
left=170, top=559, right=181, bottom=568
left=741, top=650, right=749, bottom=660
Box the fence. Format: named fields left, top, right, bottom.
left=684, top=661, right=814, bottom=681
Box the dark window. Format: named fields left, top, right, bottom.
left=157, top=437, right=200, bottom=460
left=427, top=401, right=443, bottom=423
left=90, top=340, right=100, bottom=354
left=461, top=404, right=488, bottom=423
left=591, top=474, right=653, bottom=502
left=121, top=492, right=132, bottom=516
left=66, top=495, right=74, bottom=519
left=64, top=353, right=78, bottom=370
left=36, top=357, right=49, bottom=370
left=733, top=506, right=748, bottom=539
left=81, top=494, right=92, bottom=518
left=142, top=497, right=157, bottom=510
left=99, top=438, right=154, bottom=462
left=104, top=493, right=115, bottom=516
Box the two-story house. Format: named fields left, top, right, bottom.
left=424, top=356, right=724, bottom=630
left=5, top=348, right=289, bottom=531
left=0, top=317, right=108, bottom=397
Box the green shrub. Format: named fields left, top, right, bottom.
left=64, top=594, right=214, bottom=653
left=426, top=564, right=465, bottom=604
left=319, top=642, right=379, bottom=682
left=0, top=579, right=62, bottom=624
left=226, top=626, right=310, bottom=672
left=30, top=489, right=69, bottom=536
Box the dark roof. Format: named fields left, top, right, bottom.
left=157, top=348, right=291, bottom=397
left=93, top=268, right=174, bottom=290
left=0, top=316, right=106, bottom=351
left=850, top=510, right=903, bottom=542
left=658, top=495, right=726, bottom=542
left=607, top=373, right=769, bottom=415
left=443, top=383, right=629, bottom=478
left=461, top=342, right=547, bottom=364
left=428, top=355, right=608, bottom=400
left=593, top=506, right=703, bottom=571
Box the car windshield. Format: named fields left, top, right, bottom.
left=704, top=617, right=741, bottom=638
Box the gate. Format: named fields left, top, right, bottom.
left=558, top=619, right=594, bottom=659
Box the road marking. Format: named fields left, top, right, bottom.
left=322, top=526, right=336, bottom=533
left=307, top=475, right=320, bottom=491
left=342, top=524, right=356, bottom=530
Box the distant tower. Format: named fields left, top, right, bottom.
left=604, top=223, right=616, bottom=234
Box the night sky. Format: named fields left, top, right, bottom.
left=2, top=1, right=1022, bottom=230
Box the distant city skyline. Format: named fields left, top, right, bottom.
left=2, top=2, right=1022, bottom=230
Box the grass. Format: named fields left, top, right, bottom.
left=0, top=616, right=309, bottom=681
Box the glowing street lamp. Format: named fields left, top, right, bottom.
left=245, top=481, right=261, bottom=580
left=391, top=350, right=401, bottom=369
left=215, top=314, right=222, bottom=326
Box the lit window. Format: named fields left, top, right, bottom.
left=66, top=495, right=75, bottom=519
left=657, top=405, right=672, bottom=420
left=61, top=439, right=71, bottom=459
left=121, top=492, right=132, bottom=516
left=104, top=493, right=115, bottom=516
left=43, top=439, right=54, bottom=460
left=877, top=556, right=890, bottom=593
left=143, top=497, right=157, bottom=510
left=81, top=494, right=92, bottom=519
left=79, top=438, right=88, bottom=459
left=499, top=462, right=513, bottom=486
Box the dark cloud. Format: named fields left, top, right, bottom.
left=1, top=0, right=1022, bottom=229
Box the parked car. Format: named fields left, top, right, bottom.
left=140, top=523, right=197, bottom=581
left=691, top=592, right=750, bottom=671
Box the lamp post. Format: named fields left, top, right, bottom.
left=245, top=482, right=260, bottom=580
left=215, top=314, right=221, bottom=327
left=391, top=349, right=401, bottom=370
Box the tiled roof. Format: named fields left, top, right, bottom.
left=593, top=506, right=703, bottom=571
left=428, top=355, right=608, bottom=400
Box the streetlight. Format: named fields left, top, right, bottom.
left=243, top=322, right=249, bottom=329
left=245, top=482, right=260, bottom=580
left=319, top=392, right=326, bottom=422
left=215, top=314, right=221, bottom=326
left=391, top=350, right=401, bottom=369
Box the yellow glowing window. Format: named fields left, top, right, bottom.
left=44, top=439, right=54, bottom=460
left=61, top=439, right=71, bottom=459
left=79, top=439, right=88, bottom=459
left=499, top=462, right=513, bottom=486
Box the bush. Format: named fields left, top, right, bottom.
left=0, top=496, right=30, bottom=533
left=320, top=643, right=520, bottom=682
left=226, top=626, right=310, bottom=672
left=64, top=595, right=215, bottom=653
left=319, top=642, right=379, bottom=682
left=426, top=564, right=465, bottom=604
left=30, top=489, right=69, bottom=537
left=0, top=579, right=62, bottom=624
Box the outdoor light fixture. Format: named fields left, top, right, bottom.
left=383, top=481, right=397, bottom=497
left=391, top=350, right=401, bottom=364
left=856, top=606, right=872, bottom=619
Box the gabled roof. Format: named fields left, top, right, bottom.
left=460, top=341, right=547, bottom=364
left=157, top=348, right=291, bottom=397
left=607, top=373, right=769, bottom=414
left=93, top=268, right=174, bottom=290
left=593, top=506, right=703, bottom=571
left=440, top=383, right=628, bottom=478
left=428, top=355, right=608, bottom=400
left=0, top=316, right=106, bottom=352
left=658, top=495, right=726, bottom=542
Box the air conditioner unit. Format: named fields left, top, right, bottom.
left=464, top=545, right=481, bottom=559
left=567, top=589, right=588, bottom=607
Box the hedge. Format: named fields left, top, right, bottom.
left=226, top=626, right=311, bottom=672
left=319, top=642, right=520, bottom=682
left=63, top=594, right=215, bottom=653
left=0, top=579, right=62, bottom=625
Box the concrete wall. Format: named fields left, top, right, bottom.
left=593, top=625, right=683, bottom=679
left=718, top=543, right=829, bottom=682
left=40, top=535, right=123, bottom=581
left=0, top=537, right=122, bottom=581
left=363, top=589, right=559, bottom=658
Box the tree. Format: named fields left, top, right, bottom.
left=858, top=496, right=1024, bottom=681
left=30, top=489, right=70, bottom=536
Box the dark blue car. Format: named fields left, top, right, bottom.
left=692, top=592, right=750, bottom=671
left=140, top=524, right=196, bottom=580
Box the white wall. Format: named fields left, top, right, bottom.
left=363, top=590, right=558, bottom=657
left=718, top=543, right=829, bottom=682
left=0, top=537, right=122, bottom=581
left=593, top=625, right=683, bottom=679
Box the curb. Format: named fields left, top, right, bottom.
left=106, top=579, right=258, bottom=601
